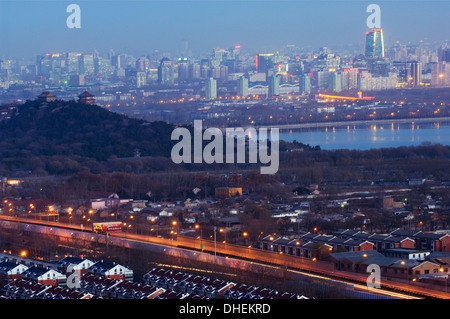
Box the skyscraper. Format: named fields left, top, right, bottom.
left=158, top=57, right=174, bottom=84
left=330, top=72, right=342, bottom=92
left=79, top=53, right=94, bottom=75
left=256, top=53, right=275, bottom=74
left=136, top=71, right=146, bottom=88
left=431, top=61, right=450, bottom=87
left=205, top=77, right=217, bottom=100
left=408, top=61, right=421, bottom=87
left=36, top=54, right=52, bottom=77
left=67, top=52, right=81, bottom=75
left=268, top=75, right=279, bottom=98
left=177, top=58, right=190, bottom=82
left=111, top=54, right=121, bottom=69
left=238, top=76, right=248, bottom=97
left=300, top=74, right=311, bottom=94
left=365, top=28, right=385, bottom=59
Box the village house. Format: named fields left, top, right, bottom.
left=329, top=249, right=443, bottom=281
left=2, top=279, right=50, bottom=299
left=20, top=266, right=66, bottom=286
left=390, top=229, right=450, bottom=252
left=0, top=261, right=29, bottom=286
left=88, top=261, right=133, bottom=281
left=56, top=256, right=95, bottom=276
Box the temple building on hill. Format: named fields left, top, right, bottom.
left=78, top=90, right=95, bottom=105
left=37, top=91, right=56, bottom=103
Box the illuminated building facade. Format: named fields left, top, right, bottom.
left=365, top=28, right=385, bottom=59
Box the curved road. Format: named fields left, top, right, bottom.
left=2, top=215, right=449, bottom=299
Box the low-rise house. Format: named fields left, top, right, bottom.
left=414, top=232, right=450, bottom=252
left=88, top=261, right=133, bottom=281
left=36, top=285, right=93, bottom=299
left=425, top=252, right=450, bottom=272
left=388, top=259, right=441, bottom=278
left=56, top=257, right=95, bottom=276
left=0, top=261, right=29, bottom=285
left=380, top=248, right=430, bottom=260
left=79, top=273, right=119, bottom=297
left=2, top=279, right=49, bottom=299
left=215, top=187, right=242, bottom=198
left=107, top=280, right=164, bottom=299
left=330, top=250, right=396, bottom=273
left=21, top=266, right=66, bottom=286
left=389, top=229, right=450, bottom=252
left=330, top=250, right=443, bottom=281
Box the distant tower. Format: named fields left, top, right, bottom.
left=256, top=53, right=275, bottom=74
left=365, top=28, right=385, bottom=59
left=205, top=77, right=217, bottom=100
left=238, top=76, right=248, bottom=97
left=300, top=74, right=311, bottom=94
left=78, top=90, right=95, bottom=105
left=268, top=75, right=279, bottom=98
left=136, top=71, right=146, bottom=88
left=158, top=57, right=174, bottom=84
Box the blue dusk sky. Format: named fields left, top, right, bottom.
left=0, top=0, right=449, bottom=59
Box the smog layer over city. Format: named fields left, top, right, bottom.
left=0, top=0, right=449, bottom=313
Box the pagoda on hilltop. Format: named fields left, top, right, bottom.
left=78, top=89, right=95, bottom=105
left=37, top=91, right=56, bottom=103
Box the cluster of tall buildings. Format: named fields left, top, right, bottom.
left=0, top=29, right=450, bottom=102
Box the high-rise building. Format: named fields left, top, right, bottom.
left=67, top=52, right=81, bottom=75
left=79, top=53, right=95, bottom=75
left=256, top=53, right=275, bottom=74
left=136, top=71, right=146, bottom=88
left=408, top=61, right=421, bottom=87
left=438, top=46, right=450, bottom=62
left=431, top=62, right=450, bottom=87
left=136, top=57, right=150, bottom=72
left=365, top=28, right=385, bottom=59
left=268, top=74, right=279, bottom=97
left=341, top=68, right=358, bottom=91
left=158, top=57, right=174, bottom=84
left=238, top=76, right=248, bottom=97
left=111, top=54, right=121, bottom=69
left=189, top=62, right=200, bottom=80
left=177, top=58, right=190, bottom=82
left=205, top=77, right=217, bottom=100
left=300, top=74, right=311, bottom=94
left=36, top=54, right=52, bottom=77
left=367, top=58, right=391, bottom=77
left=330, top=71, right=342, bottom=92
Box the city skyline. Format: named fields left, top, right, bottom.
left=1, top=1, right=450, bottom=59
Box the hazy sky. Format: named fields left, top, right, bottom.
left=1, top=0, right=449, bottom=59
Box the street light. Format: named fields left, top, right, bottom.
left=243, top=231, right=249, bottom=247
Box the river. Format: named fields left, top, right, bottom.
left=278, top=120, right=450, bottom=150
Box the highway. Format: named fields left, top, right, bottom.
left=1, top=215, right=449, bottom=299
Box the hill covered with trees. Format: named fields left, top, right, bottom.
left=0, top=98, right=177, bottom=176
